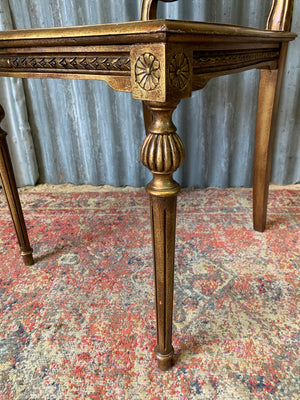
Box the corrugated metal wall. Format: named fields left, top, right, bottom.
left=1, top=0, right=299, bottom=187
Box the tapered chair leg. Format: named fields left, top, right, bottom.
left=253, top=69, right=279, bottom=232
left=141, top=100, right=184, bottom=370
left=253, top=43, right=288, bottom=232
left=0, top=105, right=34, bottom=266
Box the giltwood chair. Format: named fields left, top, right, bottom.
left=0, top=0, right=296, bottom=370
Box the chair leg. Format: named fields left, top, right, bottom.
left=0, top=106, right=34, bottom=266
left=141, top=100, right=185, bottom=370
left=253, top=69, right=279, bottom=232
left=253, top=29, right=291, bottom=234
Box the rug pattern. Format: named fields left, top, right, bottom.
left=0, top=188, right=299, bottom=399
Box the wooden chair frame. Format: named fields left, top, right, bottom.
left=0, top=0, right=296, bottom=370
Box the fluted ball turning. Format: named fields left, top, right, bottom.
left=141, top=132, right=185, bottom=173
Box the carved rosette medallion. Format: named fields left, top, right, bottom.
left=169, top=53, right=190, bottom=90
left=135, top=53, right=160, bottom=91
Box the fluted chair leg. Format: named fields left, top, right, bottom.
left=0, top=105, right=33, bottom=266
left=141, top=100, right=185, bottom=370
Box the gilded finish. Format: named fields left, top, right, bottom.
left=253, top=68, right=280, bottom=232
left=0, top=106, right=33, bottom=266
left=135, top=53, right=161, bottom=91
left=141, top=100, right=184, bottom=370
left=193, top=49, right=280, bottom=73
left=267, top=0, right=294, bottom=31
left=131, top=44, right=165, bottom=102
left=1, top=55, right=131, bottom=74
left=139, top=0, right=296, bottom=370
left=0, top=0, right=296, bottom=370
left=253, top=0, right=294, bottom=232
left=141, top=131, right=184, bottom=174
left=0, top=19, right=295, bottom=44
left=140, top=0, right=178, bottom=21
left=169, top=53, right=190, bottom=90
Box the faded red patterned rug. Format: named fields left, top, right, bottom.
left=0, top=187, right=299, bottom=399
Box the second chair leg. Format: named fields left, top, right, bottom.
left=253, top=43, right=289, bottom=232
left=253, top=69, right=279, bottom=232
left=0, top=106, right=33, bottom=266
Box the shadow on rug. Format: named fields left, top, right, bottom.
left=0, top=187, right=299, bottom=399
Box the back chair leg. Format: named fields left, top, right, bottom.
left=253, top=42, right=289, bottom=233
left=253, top=69, right=279, bottom=232
left=0, top=105, right=34, bottom=266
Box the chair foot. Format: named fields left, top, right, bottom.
left=155, top=346, right=175, bottom=371
left=253, top=216, right=266, bottom=233
left=21, top=249, right=34, bottom=266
